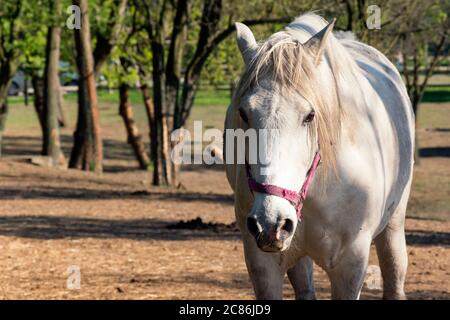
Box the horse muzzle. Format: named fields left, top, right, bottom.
left=247, top=215, right=295, bottom=252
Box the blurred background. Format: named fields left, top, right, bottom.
left=0, top=0, right=448, bottom=299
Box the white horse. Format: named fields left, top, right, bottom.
left=224, top=13, right=414, bottom=300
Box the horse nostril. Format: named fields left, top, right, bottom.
left=281, top=218, right=294, bottom=235
left=247, top=217, right=260, bottom=237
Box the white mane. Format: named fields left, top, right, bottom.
left=233, top=13, right=362, bottom=174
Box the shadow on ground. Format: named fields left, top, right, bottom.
left=0, top=215, right=239, bottom=241
left=419, top=147, right=450, bottom=157
left=1, top=135, right=144, bottom=172
left=121, top=272, right=450, bottom=300
left=1, top=134, right=226, bottom=172
left=0, top=214, right=447, bottom=246
left=0, top=185, right=233, bottom=203
left=405, top=230, right=450, bottom=246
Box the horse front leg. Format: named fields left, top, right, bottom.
left=242, top=232, right=284, bottom=300
left=287, top=256, right=316, bottom=300
left=326, top=237, right=371, bottom=300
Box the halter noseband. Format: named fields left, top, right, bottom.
left=245, top=151, right=321, bottom=221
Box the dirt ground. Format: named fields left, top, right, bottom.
left=0, top=157, right=448, bottom=299
left=0, top=101, right=448, bottom=300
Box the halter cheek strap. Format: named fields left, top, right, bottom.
left=245, top=152, right=321, bottom=221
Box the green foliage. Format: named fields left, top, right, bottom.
left=0, top=1, right=47, bottom=61
left=20, top=18, right=48, bottom=75
left=90, top=0, right=120, bottom=35
left=202, top=36, right=244, bottom=87
left=101, top=47, right=140, bottom=88
left=0, top=0, right=70, bottom=75
left=2, top=0, right=448, bottom=110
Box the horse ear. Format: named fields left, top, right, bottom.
left=303, top=18, right=336, bottom=65
left=235, top=22, right=258, bottom=65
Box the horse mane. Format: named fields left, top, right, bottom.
left=233, top=13, right=361, bottom=177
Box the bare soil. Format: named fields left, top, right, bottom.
left=0, top=157, right=448, bottom=299
left=0, top=102, right=448, bottom=299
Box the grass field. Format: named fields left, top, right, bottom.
left=7, top=84, right=450, bottom=106
left=7, top=88, right=232, bottom=108
left=423, top=86, right=450, bottom=103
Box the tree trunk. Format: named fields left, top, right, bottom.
left=150, top=38, right=172, bottom=186
left=70, top=0, right=103, bottom=173
left=119, top=83, right=150, bottom=169
left=140, top=83, right=158, bottom=171
left=0, top=102, right=8, bottom=157
left=161, top=112, right=172, bottom=184
left=140, top=0, right=290, bottom=186
left=24, top=73, right=29, bottom=106
left=0, top=70, right=12, bottom=156
left=412, top=96, right=421, bottom=165
left=0, top=65, right=17, bottom=109
left=32, top=74, right=45, bottom=137
left=57, top=79, right=68, bottom=127
left=69, top=72, right=91, bottom=169
left=43, top=0, right=66, bottom=167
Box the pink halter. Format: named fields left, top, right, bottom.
left=245, top=152, right=321, bottom=221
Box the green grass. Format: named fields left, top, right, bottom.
left=194, top=89, right=231, bottom=106
left=7, top=88, right=232, bottom=114
left=7, top=84, right=449, bottom=108
left=422, top=86, right=450, bottom=103
left=4, top=89, right=231, bottom=132
left=5, top=84, right=449, bottom=139
left=46, top=88, right=231, bottom=107
left=5, top=88, right=232, bottom=133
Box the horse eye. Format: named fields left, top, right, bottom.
left=239, top=108, right=248, bottom=123
left=304, top=111, right=315, bottom=124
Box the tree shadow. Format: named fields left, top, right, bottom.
left=0, top=213, right=446, bottom=247
left=1, top=134, right=226, bottom=173
left=0, top=185, right=233, bottom=203
left=182, top=163, right=225, bottom=172
left=123, top=273, right=251, bottom=291
left=1, top=135, right=136, bottom=162
left=405, top=290, right=450, bottom=300
left=122, top=272, right=450, bottom=300
left=433, top=128, right=450, bottom=132
left=0, top=215, right=240, bottom=241
left=406, top=229, right=450, bottom=246
left=419, top=147, right=450, bottom=157
left=359, top=289, right=450, bottom=300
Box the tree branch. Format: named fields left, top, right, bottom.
left=179, top=15, right=292, bottom=126
left=187, top=16, right=292, bottom=84
left=166, top=0, right=189, bottom=79
left=93, top=0, right=128, bottom=75
left=418, top=33, right=448, bottom=95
